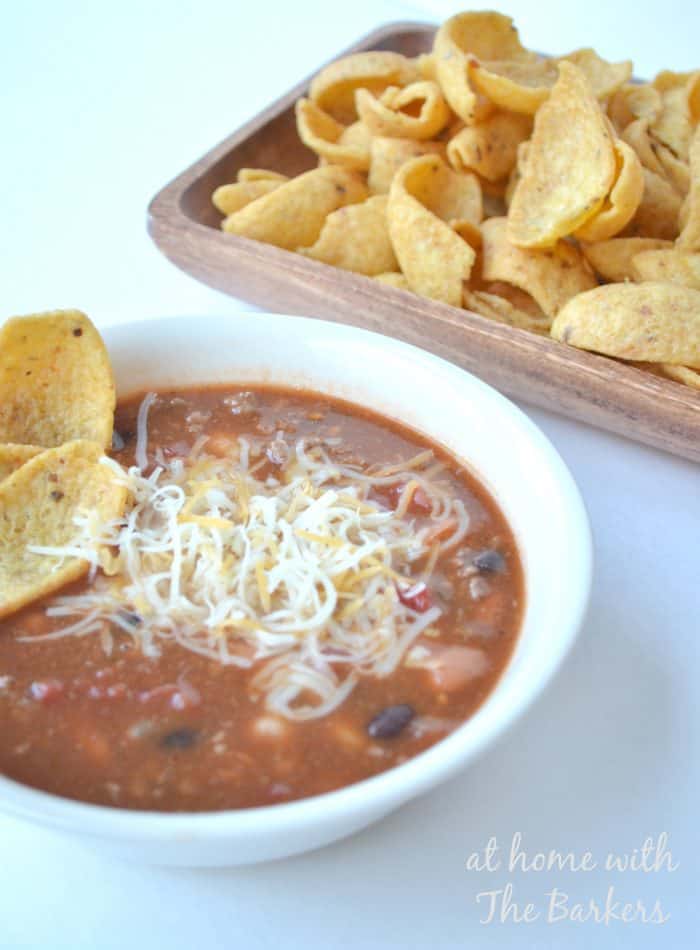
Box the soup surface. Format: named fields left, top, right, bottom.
left=0, top=387, right=523, bottom=810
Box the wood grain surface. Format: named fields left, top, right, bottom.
left=147, top=21, right=700, bottom=464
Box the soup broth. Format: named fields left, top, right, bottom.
left=0, top=387, right=523, bottom=810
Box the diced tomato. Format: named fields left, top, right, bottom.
left=410, top=487, right=432, bottom=513
left=382, top=484, right=401, bottom=509
left=424, top=517, right=458, bottom=545
left=29, top=679, right=64, bottom=704
left=396, top=582, right=433, bottom=613
left=386, top=483, right=432, bottom=515
left=162, top=441, right=191, bottom=459
left=138, top=677, right=201, bottom=709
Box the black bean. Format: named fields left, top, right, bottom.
left=118, top=609, right=142, bottom=626
left=367, top=704, right=415, bottom=740
left=473, top=549, right=506, bottom=574
left=111, top=430, right=126, bottom=451
left=160, top=728, right=199, bottom=750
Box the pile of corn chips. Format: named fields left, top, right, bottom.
left=0, top=311, right=125, bottom=619
left=213, top=11, right=700, bottom=387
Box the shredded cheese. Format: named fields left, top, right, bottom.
left=23, top=397, right=471, bottom=721
left=134, top=392, right=157, bottom=470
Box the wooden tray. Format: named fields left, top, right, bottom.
left=147, top=21, right=700, bottom=464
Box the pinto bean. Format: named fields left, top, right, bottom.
left=423, top=645, right=490, bottom=693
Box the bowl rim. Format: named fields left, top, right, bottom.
left=0, top=312, right=593, bottom=840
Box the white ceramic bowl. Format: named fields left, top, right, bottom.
left=0, top=313, right=592, bottom=866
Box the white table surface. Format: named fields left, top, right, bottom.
left=1, top=2, right=698, bottom=947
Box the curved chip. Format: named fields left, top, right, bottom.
left=222, top=166, right=368, bottom=249
left=557, top=49, right=632, bottom=100
left=469, top=59, right=554, bottom=116
left=482, top=217, right=596, bottom=317
left=581, top=237, right=673, bottom=282
left=690, top=73, right=700, bottom=122
left=622, top=98, right=691, bottom=195
left=650, top=70, right=699, bottom=162
left=447, top=111, right=532, bottom=183
left=507, top=63, right=616, bottom=248
left=401, top=154, right=481, bottom=226
left=298, top=195, right=398, bottom=275
left=626, top=167, right=682, bottom=240
left=607, top=83, right=662, bottom=133
left=632, top=249, right=700, bottom=290
left=309, top=51, right=419, bottom=124
left=504, top=165, right=519, bottom=209
left=374, top=272, right=410, bottom=291
left=295, top=99, right=370, bottom=171
left=621, top=118, right=667, bottom=179
left=387, top=155, right=478, bottom=307
left=654, top=142, right=691, bottom=196
left=0, top=444, right=42, bottom=482
left=368, top=136, right=446, bottom=194
left=442, top=113, right=466, bottom=141
left=452, top=218, right=483, bottom=250
left=236, top=169, right=289, bottom=184
left=338, top=120, right=373, bottom=152
left=469, top=48, right=630, bottom=118
left=479, top=281, right=546, bottom=319
left=415, top=53, right=437, bottom=81
left=0, top=311, right=114, bottom=450
left=504, top=140, right=529, bottom=207
left=625, top=83, right=663, bottom=122
left=0, top=441, right=127, bottom=619
left=462, top=289, right=551, bottom=334
left=574, top=140, right=644, bottom=242
left=212, top=178, right=285, bottom=216
left=355, top=81, right=451, bottom=141
left=433, top=11, right=525, bottom=123
left=621, top=113, right=690, bottom=198
left=551, top=282, right=700, bottom=366
left=658, top=364, right=700, bottom=388
left=677, top=126, right=700, bottom=251
left=401, top=153, right=482, bottom=228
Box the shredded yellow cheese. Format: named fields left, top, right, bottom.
left=294, top=528, right=348, bottom=548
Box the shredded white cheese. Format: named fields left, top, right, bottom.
left=23, top=400, right=470, bottom=721
left=134, top=391, right=157, bottom=470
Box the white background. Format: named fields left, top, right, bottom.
left=1, top=1, right=699, bottom=947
